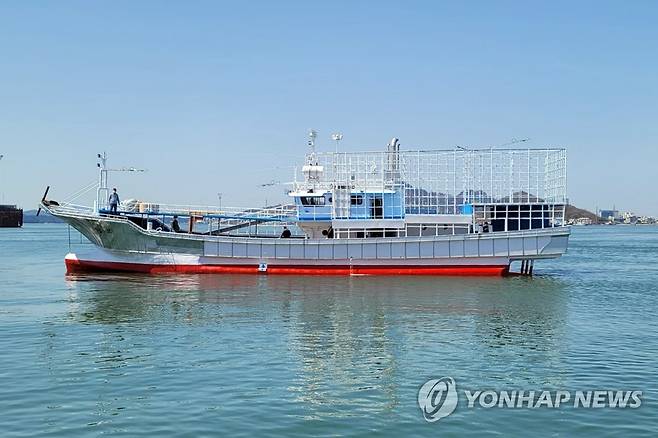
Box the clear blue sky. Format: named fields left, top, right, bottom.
left=1, top=1, right=657, bottom=214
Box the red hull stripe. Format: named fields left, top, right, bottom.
left=65, top=258, right=509, bottom=276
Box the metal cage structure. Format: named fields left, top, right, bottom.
left=295, top=148, right=567, bottom=215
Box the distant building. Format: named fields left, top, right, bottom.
left=599, top=209, right=620, bottom=221
left=622, top=211, right=638, bottom=224
left=575, top=217, right=593, bottom=225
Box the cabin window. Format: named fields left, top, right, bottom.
left=370, top=196, right=383, bottom=219
left=350, top=195, right=363, bottom=205
left=300, top=196, right=326, bottom=206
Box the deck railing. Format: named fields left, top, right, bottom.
left=52, top=200, right=297, bottom=222
left=46, top=203, right=96, bottom=216
left=123, top=203, right=298, bottom=221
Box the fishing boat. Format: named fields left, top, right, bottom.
left=40, top=134, right=569, bottom=276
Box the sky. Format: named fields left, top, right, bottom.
left=0, top=1, right=657, bottom=214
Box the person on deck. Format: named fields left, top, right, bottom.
left=171, top=215, right=181, bottom=233
left=108, top=188, right=120, bottom=214
left=280, top=226, right=291, bottom=238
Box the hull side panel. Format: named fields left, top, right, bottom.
left=65, top=258, right=508, bottom=276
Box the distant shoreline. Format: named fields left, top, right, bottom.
left=22, top=209, right=62, bottom=224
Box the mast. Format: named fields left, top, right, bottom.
left=96, top=152, right=108, bottom=213
left=94, top=152, right=145, bottom=213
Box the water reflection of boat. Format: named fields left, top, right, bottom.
left=63, top=274, right=568, bottom=400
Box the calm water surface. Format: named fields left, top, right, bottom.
left=1, top=224, right=657, bottom=436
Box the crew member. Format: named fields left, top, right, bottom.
left=108, top=188, right=120, bottom=214
left=172, top=215, right=181, bottom=233
left=280, top=226, right=291, bottom=238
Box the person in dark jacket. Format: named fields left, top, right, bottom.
left=108, top=188, right=120, bottom=214
left=171, top=215, right=181, bottom=233
left=280, top=226, right=291, bottom=238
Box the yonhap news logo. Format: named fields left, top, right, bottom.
left=418, top=377, right=459, bottom=422
left=418, top=377, right=642, bottom=423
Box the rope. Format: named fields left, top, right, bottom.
left=64, top=180, right=99, bottom=203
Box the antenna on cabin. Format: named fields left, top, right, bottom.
left=308, top=129, right=317, bottom=154
left=307, top=129, right=318, bottom=164
left=331, top=132, right=343, bottom=153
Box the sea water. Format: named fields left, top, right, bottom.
left=0, top=224, right=657, bottom=436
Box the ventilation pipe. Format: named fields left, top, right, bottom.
left=388, top=138, right=400, bottom=172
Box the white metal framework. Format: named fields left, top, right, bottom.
left=295, top=148, right=567, bottom=212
